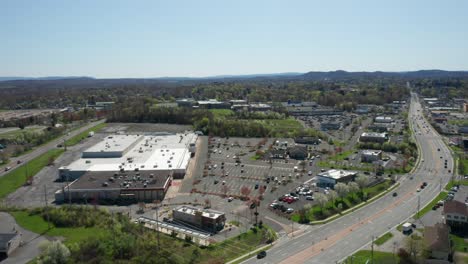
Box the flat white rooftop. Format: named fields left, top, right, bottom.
left=317, top=169, right=357, bottom=180
left=175, top=206, right=224, bottom=219
left=83, top=134, right=142, bottom=157
left=62, top=133, right=197, bottom=173
left=362, top=150, right=382, bottom=156
left=361, top=132, right=387, bottom=138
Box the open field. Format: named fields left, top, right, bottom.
left=0, top=125, right=46, bottom=139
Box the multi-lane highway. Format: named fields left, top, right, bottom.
left=0, top=119, right=105, bottom=178
left=244, top=93, right=454, bottom=264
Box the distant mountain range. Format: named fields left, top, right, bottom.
left=1, top=70, right=468, bottom=83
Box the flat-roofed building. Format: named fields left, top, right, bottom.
left=361, top=150, right=382, bottom=163
left=316, top=169, right=357, bottom=188
left=359, top=132, right=388, bottom=143
left=55, top=170, right=172, bottom=203
left=59, top=133, right=197, bottom=181
left=173, top=206, right=226, bottom=233
left=374, top=116, right=393, bottom=123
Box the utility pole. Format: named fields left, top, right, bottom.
left=154, top=200, right=161, bottom=251
left=44, top=185, right=50, bottom=229
left=417, top=196, right=420, bottom=218
left=371, top=235, right=374, bottom=264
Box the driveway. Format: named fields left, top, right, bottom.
left=0, top=212, right=48, bottom=264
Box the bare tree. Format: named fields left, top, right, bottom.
left=355, top=175, right=369, bottom=190
left=334, top=183, right=349, bottom=202
left=315, top=193, right=329, bottom=214
left=328, top=190, right=338, bottom=204
left=240, top=186, right=251, bottom=199
left=347, top=182, right=360, bottom=194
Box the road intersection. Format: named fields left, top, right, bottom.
left=244, top=93, right=454, bottom=264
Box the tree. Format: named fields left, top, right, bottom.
left=328, top=190, right=338, bottom=204
left=315, top=193, right=328, bottom=214
left=334, top=183, right=349, bottom=202
left=347, top=182, right=360, bottom=194
left=403, top=235, right=424, bottom=262
left=240, top=186, right=251, bottom=199
left=37, top=240, right=70, bottom=264
left=221, top=185, right=229, bottom=197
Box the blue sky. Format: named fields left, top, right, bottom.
left=1, top=0, right=467, bottom=78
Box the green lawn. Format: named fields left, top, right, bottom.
left=459, top=158, right=468, bottom=175
left=10, top=210, right=109, bottom=245
left=256, top=118, right=304, bottom=135
left=207, top=226, right=276, bottom=262
left=345, top=250, right=397, bottom=264
left=414, top=192, right=448, bottom=219
left=451, top=234, right=468, bottom=252
left=448, top=119, right=468, bottom=126
left=210, top=109, right=235, bottom=118
left=374, top=232, right=394, bottom=246
left=0, top=148, right=64, bottom=199
left=0, top=126, right=45, bottom=140
left=10, top=207, right=277, bottom=263
left=445, top=180, right=468, bottom=191
left=64, top=122, right=107, bottom=146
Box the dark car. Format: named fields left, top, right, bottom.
left=254, top=184, right=259, bottom=189
left=257, top=251, right=267, bottom=259
left=422, top=182, right=428, bottom=187
left=392, top=192, right=398, bottom=197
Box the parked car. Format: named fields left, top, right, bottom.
left=286, top=208, right=294, bottom=214
left=392, top=192, right=398, bottom=197
left=306, top=195, right=314, bottom=200
left=227, top=197, right=234, bottom=202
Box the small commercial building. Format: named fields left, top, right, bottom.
left=294, top=136, right=321, bottom=145
left=0, top=233, right=21, bottom=258
left=172, top=206, right=226, bottom=233
left=359, top=132, right=388, bottom=143
left=423, top=223, right=451, bottom=261
left=196, top=99, right=231, bottom=109
left=361, top=150, right=382, bottom=163
left=374, top=116, right=393, bottom=123
left=249, top=103, right=271, bottom=112
left=316, top=169, right=357, bottom=188
left=320, top=122, right=341, bottom=131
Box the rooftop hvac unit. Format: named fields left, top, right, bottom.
left=209, top=213, right=215, bottom=217
left=149, top=174, right=154, bottom=178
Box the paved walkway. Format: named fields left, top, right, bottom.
left=0, top=212, right=48, bottom=264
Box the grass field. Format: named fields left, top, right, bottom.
left=64, top=122, right=107, bottom=146
left=374, top=232, right=394, bottom=246
left=345, top=250, right=397, bottom=264
left=0, top=126, right=45, bottom=140
left=255, top=118, right=304, bottom=137
left=448, top=119, right=468, bottom=126
left=414, top=192, right=448, bottom=219
left=10, top=208, right=276, bottom=263
left=0, top=148, right=64, bottom=199
left=210, top=109, right=235, bottom=118
left=10, top=210, right=107, bottom=244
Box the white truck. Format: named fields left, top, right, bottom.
left=88, top=131, right=95, bottom=137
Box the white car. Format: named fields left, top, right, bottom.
left=306, top=195, right=314, bottom=200
left=227, top=197, right=234, bottom=202
left=286, top=208, right=294, bottom=213
left=416, top=188, right=421, bottom=192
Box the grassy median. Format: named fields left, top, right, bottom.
left=0, top=148, right=64, bottom=199
left=64, top=122, right=107, bottom=146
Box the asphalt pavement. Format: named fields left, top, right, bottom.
left=243, top=93, right=455, bottom=264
